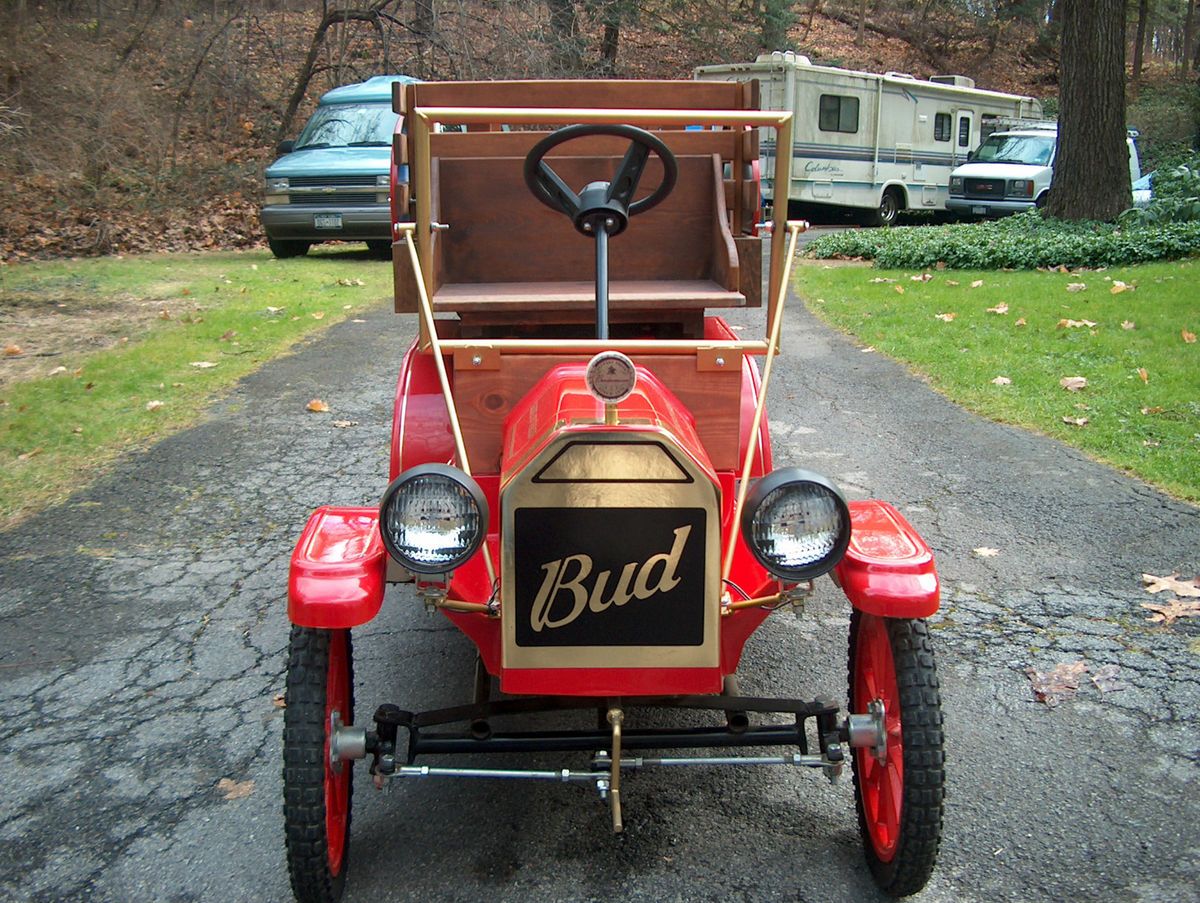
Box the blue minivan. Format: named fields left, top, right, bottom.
left=261, top=75, right=417, bottom=258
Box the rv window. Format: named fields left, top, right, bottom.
left=957, top=116, right=971, bottom=148
left=819, top=95, right=859, bottom=134
left=935, top=113, right=951, bottom=142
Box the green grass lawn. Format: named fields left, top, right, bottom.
left=0, top=247, right=394, bottom=526
left=794, top=259, right=1200, bottom=501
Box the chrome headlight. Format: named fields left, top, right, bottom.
left=949, top=176, right=963, bottom=194
left=741, top=468, right=850, bottom=581
left=379, top=465, right=488, bottom=574
left=266, top=177, right=289, bottom=191
left=376, top=174, right=391, bottom=187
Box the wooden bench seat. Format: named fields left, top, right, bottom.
left=433, top=279, right=744, bottom=310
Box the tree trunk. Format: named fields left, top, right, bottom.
left=1045, top=0, right=1130, bottom=222
left=1132, top=0, right=1149, bottom=85
left=414, top=0, right=435, bottom=79
left=760, top=0, right=794, bottom=51
left=1183, top=0, right=1196, bottom=74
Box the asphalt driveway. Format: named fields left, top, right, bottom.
left=1, top=263, right=1197, bottom=902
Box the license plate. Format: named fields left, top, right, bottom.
left=972, top=206, right=986, bottom=215
left=314, top=213, right=342, bottom=229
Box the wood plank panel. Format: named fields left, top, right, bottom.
left=454, top=354, right=742, bottom=473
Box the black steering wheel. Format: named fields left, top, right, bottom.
left=523, top=123, right=678, bottom=237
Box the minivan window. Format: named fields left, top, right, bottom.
left=973, top=134, right=1055, bottom=166
left=295, top=103, right=398, bottom=150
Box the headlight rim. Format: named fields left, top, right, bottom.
left=740, top=467, right=851, bottom=582
left=378, top=463, right=488, bottom=575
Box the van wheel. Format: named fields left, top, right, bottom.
left=1035, top=191, right=1050, bottom=210
left=871, top=189, right=903, bottom=228
left=269, top=239, right=311, bottom=259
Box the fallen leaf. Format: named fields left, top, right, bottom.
left=1091, top=664, right=1126, bottom=693
left=158, top=308, right=171, bottom=320
left=1141, top=406, right=1164, bottom=415
left=1110, top=280, right=1133, bottom=294
left=991, top=376, right=1012, bottom=386
left=945, top=279, right=960, bottom=286
left=1121, top=320, right=1135, bottom=330
left=972, top=547, right=1000, bottom=558
left=216, top=777, right=255, bottom=800
left=145, top=400, right=164, bottom=411
left=335, top=278, right=365, bottom=287
left=868, top=277, right=895, bottom=284
left=190, top=361, right=217, bottom=369
left=331, top=420, right=358, bottom=428
left=986, top=303, right=1009, bottom=314
left=1062, top=416, right=1089, bottom=427
left=910, top=273, right=932, bottom=282
left=48, top=366, right=67, bottom=376
left=17, top=448, right=43, bottom=461
left=1014, top=317, right=1027, bottom=327
left=1137, top=367, right=1148, bottom=383
left=1059, top=376, right=1088, bottom=392
left=272, top=692, right=286, bottom=708
left=935, top=312, right=956, bottom=322
left=219, top=329, right=237, bottom=341
left=970, top=280, right=984, bottom=288
left=1066, top=283, right=1087, bottom=292
left=351, top=319, right=366, bottom=324
left=306, top=399, right=330, bottom=413
left=1026, top=661, right=1088, bottom=707
left=1142, top=599, right=1200, bottom=626
left=265, top=306, right=284, bottom=314
left=1183, top=329, right=1197, bottom=344
left=1143, top=439, right=1161, bottom=447
left=860, top=346, right=876, bottom=354
left=893, top=284, right=905, bottom=294
left=1057, top=318, right=1097, bottom=329
left=4, top=344, right=21, bottom=356
left=1142, top=573, right=1200, bottom=597
left=311, top=311, right=325, bottom=320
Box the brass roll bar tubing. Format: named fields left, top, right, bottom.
left=401, top=226, right=497, bottom=588
left=403, top=102, right=799, bottom=597
left=721, top=221, right=803, bottom=586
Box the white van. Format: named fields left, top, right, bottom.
left=946, top=122, right=1141, bottom=216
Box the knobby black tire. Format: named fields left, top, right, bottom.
left=284, top=626, right=353, bottom=903
left=849, top=611, right=944, bottom=898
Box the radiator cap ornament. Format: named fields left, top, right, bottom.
left=586, top=351, right=637, bottom=405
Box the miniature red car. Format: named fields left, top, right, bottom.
left=284, top=79, right=944, bottom=902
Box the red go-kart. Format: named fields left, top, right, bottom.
left=284, top=79, right=944, bottom=902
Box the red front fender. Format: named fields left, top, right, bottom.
left=833, top=500, right=940, bottom=618
left=288, top=507, right=386, bottom=628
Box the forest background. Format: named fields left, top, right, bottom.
left=1, top=0, right=1197, bottom=263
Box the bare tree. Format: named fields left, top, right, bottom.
left=1045, top=0, right=1130, bottom=221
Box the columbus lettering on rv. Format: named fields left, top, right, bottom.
left=804, top=160, right=844, bottom=176
left=530, top=526, right=691, bottom=631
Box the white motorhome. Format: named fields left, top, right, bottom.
left=694, top=51, right=1043, bottom=225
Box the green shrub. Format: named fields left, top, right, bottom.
left=806, top=211, right=1200, bottom=269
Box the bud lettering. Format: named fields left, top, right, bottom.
left=529, top=526, right=692, bottom=632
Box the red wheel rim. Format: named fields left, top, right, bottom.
left=853, top=615, right=904, bottom=862
left=323, top=630, right=351, bottom=876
